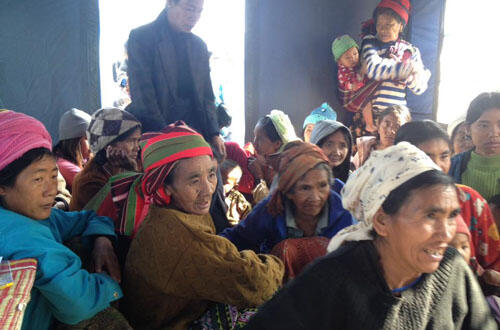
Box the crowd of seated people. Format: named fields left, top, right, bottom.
left=1, top=0, right=500, bottom=326
left=1, top=88, right=499, bottom=329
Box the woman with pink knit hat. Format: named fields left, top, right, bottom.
left=0, top=110, right=124, bottom=329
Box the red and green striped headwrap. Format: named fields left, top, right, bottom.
left=86, top=121, right=213, bottom=237
left=140, top=122, right=213, bottom=208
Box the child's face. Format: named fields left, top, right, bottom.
left=376, top=13, right=403, bottom=43
left=338, top=47, right=359, bottom=68
left=450, top=233, right=471, bottom=264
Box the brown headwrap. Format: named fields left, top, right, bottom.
left=267, top=141, right=331, bottom=216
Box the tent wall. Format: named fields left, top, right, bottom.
left=0, top=0, right=100, bottom=142
left=0, top=0, right=444, bottom=142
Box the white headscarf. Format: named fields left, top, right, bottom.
left=267, top=110, right=300, bottom=150
left=327, top=142, right=441, bottom=252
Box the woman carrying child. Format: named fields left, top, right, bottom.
left=361, top=0, right=430, bottom=116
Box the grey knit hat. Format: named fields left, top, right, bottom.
left=310, top=120, right=350, bottom=146
left=87, top=107, right=141, bottom=154
left=58, top=108, right=92, bottom=141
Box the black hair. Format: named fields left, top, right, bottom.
left=0, top=148, right=54, bottom=188
left=317, top=126, right=353, bottom=183
left=374, top=105, right=412, bottom=142
left=220, top=159, right=239, bottom=174
left=381, top=170, right=455, bottom=215
left=220, top=159, right=240, bottom=184
left=256, top=116, right=281, bottom=143
left=490, top=195, right=500, bottom=209
left=373, top=7, right=406, bottom=27
left=216, top=103, right=232, bottom=129
left=378, top=105, right=412, bottom=125
left=395, top=120, right=450, bottom=147
left=53, top=137, right=85, bottom=168
left=465, top=92, right=500, bottom=125
left=211, top=145, right=224, bottom=164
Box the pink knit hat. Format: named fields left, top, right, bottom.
left=0, top=110, right=52, bottom=172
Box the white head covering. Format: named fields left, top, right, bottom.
left=267, top=109, right=300, bottom=150
left=447, top=114, right=466, bottom=138
left=327, top=142, right=441, bottom=252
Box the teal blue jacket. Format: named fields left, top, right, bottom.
left=0, top=207, right=123, bottom=330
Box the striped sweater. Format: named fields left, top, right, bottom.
left=361, top=34, right=430, bottom=111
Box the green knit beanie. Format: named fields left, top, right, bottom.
left=332, top=35, right=359, bottom=62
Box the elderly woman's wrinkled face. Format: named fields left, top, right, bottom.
left=320, top=131, right=349, bottom=168
left=165, top=155, right=217, bottom=215
left=377, top=184, right=460, bottom=275
left=286, top=168, right=330, bottom=219
left=417, top=139, right=451, bottom=173
left=111, top=127, right=142, bottom=163
left=469, top=108, right=500, bottom=157
left=378, top=113, right=407, bottom=148
left=0, top=155, right=58, bottom=220
left=253, top=123, right=281, bottom=157
left=452, top=123, right=473, bottom=155
left=376, top=13, right=403, bottom=43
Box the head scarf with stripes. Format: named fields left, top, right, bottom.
left=86, top=121, right=213, bottom=237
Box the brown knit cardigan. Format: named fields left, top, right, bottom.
left=122, top=206, right=284, bottom=329
left=69, top=158, right=111, bottom=211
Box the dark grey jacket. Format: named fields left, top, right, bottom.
left=126, top=10, right=218, bottom=139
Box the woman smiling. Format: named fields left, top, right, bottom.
left=221, top=141, right=355, bottom=280
left=246, top=143, right=495, bottom=329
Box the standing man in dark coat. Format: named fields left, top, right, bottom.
left=126, top=0, right=226, bottom=157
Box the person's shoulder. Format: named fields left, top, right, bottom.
left=357, top=135, right=376, bottom=146
left=252, top=195, right=273, bottom=213
left=440, top=246, right=470, bottom=274
left=129, top=19, right=157, bottom=40
left=128, top=13, right=167, bottom=47
left=438, top=247, right=476, bottom=285
left=311, top=241, right=370, bottom=275
left=361, top=34, right=378, bottom=46
left=328, top=188, right=344, bottom=205
left=0, top=207, right=31, bottom=229
left=451, top=150, right=472, bottom=162
left=456, top=184, right=485, bottom=201
left=187, top=32, right=209, bottom=52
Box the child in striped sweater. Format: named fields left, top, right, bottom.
left=361, top=0, right=430, bottom=115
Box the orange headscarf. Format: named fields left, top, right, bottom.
left=267, top=141, right=331, bottom=216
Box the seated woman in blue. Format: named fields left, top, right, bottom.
left=221, top=141, right=355, bottom=279
left=0, top=110, right=122, bottom=330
